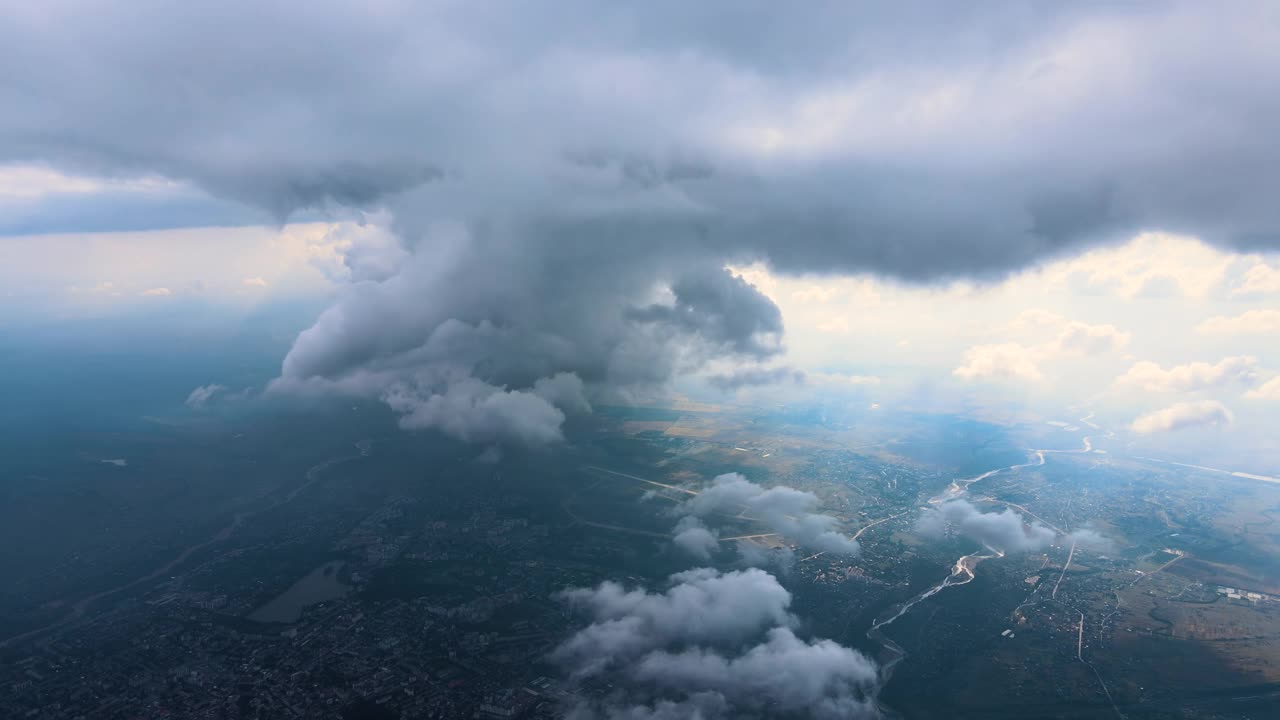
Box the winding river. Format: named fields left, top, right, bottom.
left=868, top=431, right=1095, bottom=689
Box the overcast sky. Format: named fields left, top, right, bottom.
left=3, top=1, right=1279, bottom=468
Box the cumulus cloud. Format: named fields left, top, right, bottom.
left=184, top=383, right=226, bottom=409
left=555, top=568, right=878, bottom=719
left=631, top=628, right=879, bottom=719
left=1196, top=309, right=1280, bottom=335
left=1115, top=356, right=1260, bottom=393
left=1232, top=261, right=1280, bottom=296
left=140, top=287, right=172, bottom=296
left=1052, top=321, right=1130, bottom=355
left=672, top=517, right=720, bottom=562
left=1063, top=528, right=1117, bottom=555
left=953, top=343, right=1045, bottom=382
left=241, top=276, right=268, bottom=288
left=916, top=500, right=1055, bottom=553
left=1130, top=400, right=1234, bottom=434
left=734, top=542, right=797, bottom=575
left=955, top=319, right=1129, bottom=382
left=1045, top=233, right=1234, bottom=299
left=553, top=568, right=796, bottom=679
left=673, top=473, right=859, bottom=556
left=1245, top=377, right=1280, bottom=401
left=268, top=222, right=783, bottom=445
left=381, top=371, right=588, bottom=447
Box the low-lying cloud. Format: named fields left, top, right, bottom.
left=1245, top=377, right=1280, bottom=401
left=1116, top=356, right=1260, bottom=393
left=1130, top=400, right=1234, bottom=434
left=554, top=568, right=879, bottom=719
left=916, top=500, right=1056, bottom=554
left=672, top=473, right=860, bottom=557
left=671, top=517, right=720, bottom=562
left=954, top=319, right=1130, bottom=383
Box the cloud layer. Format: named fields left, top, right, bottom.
left=1116, top=356, right=1260, bottom=393
left=9, top=2, right=1280, bottom=445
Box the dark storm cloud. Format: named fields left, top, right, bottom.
left=8, top=1, right=1280, bottom=443
left=6, top=2, right=1280, bottom=261
left=555, top=568, right=879, bottom=719
left=628, top=266, right=784, bottom=359
left=0, top=188, right=269, bottom=237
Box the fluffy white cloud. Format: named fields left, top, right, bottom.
left=632, top=628, right=879, bottom=719
left=915, top=499, right=1056, bottom=553
left=955, top=318, right=1129, bottom=382
left=1232, top=261, right=1280, bottom=296
left=553, top=568, right=797, bottom=679
left=241, top=276, right=268, bottom=288
left=1245, top=377, right=1280, bottom=401
left=140, top=287, right=171, bottom=296
left=555, top=568, right=878, bottom=720
left=1052, top=321, right=1130, bottom=354
left=671, top=517, right=720, bottom=562
left=1196, top=310, right=1280, bottom=335
left=1130, top=400, right=1233, bottom=434
left=1042, top=233, right=1232, bottom=299
left=673, top=474, right=859, bottom=556
left=382, top=372, right=588, bottom=448
left=953, top=343, right=1045, bottom=381
left=1115, top=356, right=1260, bottom=393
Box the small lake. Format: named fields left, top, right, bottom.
left=248, top=560, right=350, bottom=624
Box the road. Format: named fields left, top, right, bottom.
left=1076, top=610, right=1085, bottom=660
left=582, top=466, right=699, bottom=495
left=1053, top=538, right=1078, bottom=599
left=1128, top=548, right=1186, bottom=587
left=560, top=497, right=673, bottom=539
left=853, top=509, right=914, bottom=539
